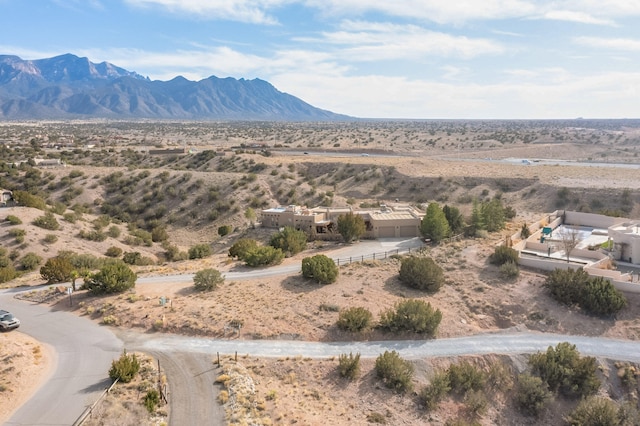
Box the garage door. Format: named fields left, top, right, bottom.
left=378, top=226, right=396, bottom=238
left=399, top=226, right=416, bottom=237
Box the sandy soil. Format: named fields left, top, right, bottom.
left=0, top=331, right=55, bottom=425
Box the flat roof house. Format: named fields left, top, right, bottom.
left=609, top=221, right=640, bottom=264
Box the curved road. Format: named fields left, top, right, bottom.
left=5, top=236, right=640, bottom=424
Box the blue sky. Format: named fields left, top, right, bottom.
left=2, top=0, right=639, bottom=119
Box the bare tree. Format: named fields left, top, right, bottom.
left=560, top=226, right=581, bottom=263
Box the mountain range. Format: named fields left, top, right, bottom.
left=0, top=54, right=349, bottom=120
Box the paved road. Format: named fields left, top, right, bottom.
left=1, top=291, right=123, bottom=426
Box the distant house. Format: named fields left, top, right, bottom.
left=33, top=158, right=65, bottom=168
left=148, top=148, right=187, bottom=156
left=260, top=204, right=423, bottom=239
left=609, top=221, right=640, bottom=264
left=1, top=189, right=13, bottom=206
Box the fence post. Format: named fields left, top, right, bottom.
left=373, top=253, right=376, bottom=260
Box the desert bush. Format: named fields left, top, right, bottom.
left=398, top=256, right=444, bottom=292
left=378, top=299, right=442, bottom=337
left=163, top=244, right=188, bottom=262
left=520, top=223, right=531, bottom=239
left=151, top=225, right=169, bottom=242
left=62, top=212, right=77, bottom=223
left=244, top=246, right=284, bottom=267
left=40, top=256, right=74, bottom=283
left=565, top=396, right=620, bottom=426
left=19, top=253, right=42, bottom=271
left=85, top=261, right=136, bottom=295
left=0, top=266, right=17, bottom=283
left=193, top=268, right=224, bottom=291
left=9, top=228, right=25, bottom=243
left=338, top=352, right=361, bottom=380
left=528, top=342, right=600, bottom=398
left=217, top=225, right=233, bottom=237
left=188, top=243, right=213, bottom=259
left=43, top=234, right=58, bottom=244
left=419, top=371, right=451, bottom=411
left=129, top=228, right=153, bottom=246
left=12, top=190, right=46, bottom=210
left=105, top=246, right=123, bottom=258
left=107, top=225, right=121, bottom=238
left=337, top=212, right=366, bottom=243
left=51, top=202, right=67, bottom=215
left=545, top=269, right=627, bottom=316
left=33, top=212, right=60, bottom=230
left=269, top=226, right=308, bottom=256
left=143, top=389, right=160, bottom=413
left=78, top=229, right=107, bottom=242
left=464, top=390, right=488, bottom=417
left=446, top=361, right=486, bottom=395
left=499, top=261, right=520, bottom=278
left=375, top=350, right=414, bottom=393
left=489, top=245, right=519, bottom=266
left=301, top=254, right=338, bottom=284
left=515, top=373, right=552, bottom=417
left=5, top=215, right=22, bottom=225
left=102, top=315, right=118, bottom=325
left=337, top=307, right=373, bottom=332
left=366, top=412, right=386, bottom=424
left=229, top=238, right=258, bottom=260
left=108, top=351, right=140, bottom=383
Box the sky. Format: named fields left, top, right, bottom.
left=1, top=0, right=640, bottom=119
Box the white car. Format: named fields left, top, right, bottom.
left=0, top=310, right=20, bottom=330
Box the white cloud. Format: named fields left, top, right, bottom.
left=272, top=69, right=640, bottom=119
left=541, top=10, right=615, bottom=25
left=574, top=37, right=640, bottom=51
left=124, top=0, right=286, bottom=24
left=303, top=21, right=505, bottom=61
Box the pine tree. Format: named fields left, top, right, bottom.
left=420, top=202, right=450, bottom=243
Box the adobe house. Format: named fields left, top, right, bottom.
left=260, top=204, right=423, bottom=239
left=1, top=189, right=13, bottom=206
left=608, top=221, right=640, bottom=264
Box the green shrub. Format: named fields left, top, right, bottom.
left=528, top=342, right=600, bottom=398
left=565, top=396, right=620, bottom=426
left=108, top=351, right=140, bottom=383
left=5, top=215, right=22, bottom=225
left=12, top=190, right=46, bottom=210
left=446, top=361, right=486, bottom=395
left=33, top=212, right=60, bottom=230
left=244, top=246, right=284, bottom=267
left=9, top=228, right=25, bottom=243
left=464, top=390, right=488, bottom=417
left=107, top=225, right=121, bottom=238
left=193, top=268, right=224, bottom=291
left=188, top=244, right=213, bottom=259
left=105, top=246, right=123, bottom=258
left=217, top=225, right=233, bottom=237
left=19, top=253, right=42, bottom=271
left=40, top=256, right=74, bottom=283
left=85, top=262, right=137, bottom=295
left=78, top=229, right=107, bottom=242
left=43, top=234, right=58, bottom=244
left=338, top=352, right=361, bottom=380
left=143, top=389, right=160, bottom=413
left=151, top=226, right=168, bottom=242
left=499, top=261, right=520, bottom=278
left=164, top=244, right=188, bottom=262
left=269, top=226, right=308, bottom=256
left=337, top=212, right=366, bottom=243
left=301, top=254, right=338, bottom=284
left=337, top=307, right=373, bottom=332
left=378, top=299, right=442, bottom=337
left=520, top=223, right=531, bottom=239
left=366, top=412, right=386, bottom=424
left=515, top=373, right=552, bottom=417
left=228, top=238, right=258, bottom=260
left=489, top=245, right=519, bottom=266
left=545, top=269, right=627, bottom=316
left=123, top=251, right=142, bottom=265
left=375, top=351, right=414, bottom=393
left=62, top=212, right=77, bottom=223
left=0, top=266, right=17, bottom=284
left=419, top=371, right=451, bottom=411
left=398, top=256, right=444, bottom=292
